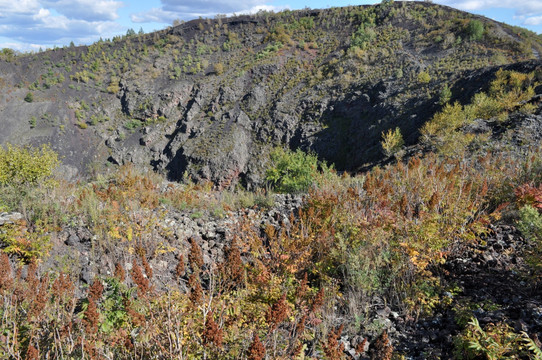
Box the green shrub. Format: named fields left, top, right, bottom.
left=439, top=84, right=452, bottom=105
left=0, top=143, right=59, bottom=189
left=124, top=119, right=144, bottom=130
left=454, top=317, right=537, bottom=360
left=417, top=71, right=431, bottom=84
left=0, top=143, right=60, bottom=215
left=466, top=20, right=484, bottom=41
left=0, top=220, right=51, bottom=261
left=29, top=116, right=37, bottom=128
left=351, top=24, right=376, bottom=49
left=24, top=92, right=34, bottom=103
left=518, top=205, right=542, bottom=242
left=265, top=147, right=320, bottom=193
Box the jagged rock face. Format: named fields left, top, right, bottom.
left=0, top=2, right=540, bottom=185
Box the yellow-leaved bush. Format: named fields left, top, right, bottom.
left=0, top=143, right=59, bottom=189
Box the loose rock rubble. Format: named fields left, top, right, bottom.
left=1, top=203, right=541, bottom=357
left=392, top=224, right=541, bottom=359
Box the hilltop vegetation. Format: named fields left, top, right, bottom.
left=1, top=2, right=542, bottom=359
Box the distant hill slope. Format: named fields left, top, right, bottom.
left=0, top=2, right=540, bottom=186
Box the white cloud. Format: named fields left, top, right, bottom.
left=436, top=0, right=542, bottom=14
left=161, top=0, right=265, bottom=15
left=524, top=15, right=542, bottom=26
left=131, top=7, right=178, bottom=23
left=131, top=0, right=284, bottom=24
left=0, top=0, right=40, bottom=18
left=0, top=0, right=123, bottom=48
left=435, top=0, right=542, bottom=30
left=41, top=0, right=123, bottom=21
left=240, top=5, right=289, bottom=15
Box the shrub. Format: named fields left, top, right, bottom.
left=417, top=71, right=431, bottom=84
left=24, top=92, right=34, bottom=103
left=265, top=147, right=320, bottom=193
left=0, top=143, right=59, bottom=189
left=124, top=119, right=144, bottom=130
left=381, top=127, right=404, bottom=157
left=466, top=20, right=484, bottom=41
left=351, top=24, right=376, bottom=49
left=470, top=92, right=502, bottom=119
left=213, top=63, right=224, bottom=75
left=453, top=317, right=537, bottom=359
left=0, top=220, right=51, bottom=261
left=0, top=143, right=60, bottom=217
left=106, top=77, right=120, bottom=94
left=439, top=84, right=452, bottom=105
left=517, top=205, right=542, bottom=243
left=29, top=116, right=37, bottom=128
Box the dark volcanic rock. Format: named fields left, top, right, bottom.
left=0, top=3, right=539, bottom=187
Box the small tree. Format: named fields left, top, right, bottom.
left=466, top=20, right=484, bottom=41
left=24, top=92, right=33, bottom=103
left=381, top=127, right=404, bottom=157
left=265, top=147, right=320, bottom=193
left=439, top=84, right=452, bottom=105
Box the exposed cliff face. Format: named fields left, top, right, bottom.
left=0, top=2, right=540, bottom=185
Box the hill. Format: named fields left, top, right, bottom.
left=0, top=1, right=541, bottom=186
left=1, top=2, right=542, bottom=359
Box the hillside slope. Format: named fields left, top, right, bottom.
left=0, top=2, right=540, bottom=186
left=2, top=4, right=542, bottom=358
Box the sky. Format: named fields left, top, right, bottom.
left=0, top=0, right=541, bottom=52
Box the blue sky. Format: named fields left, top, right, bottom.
left=0, top=0, right=540, bottom=52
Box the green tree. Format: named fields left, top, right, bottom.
left=439, top=84, right=452, bottom=105
left=265, top=147, right=320, bottom=193
left=466, top=20, right=484, bottom=41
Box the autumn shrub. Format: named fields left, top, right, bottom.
left=0, top=220, right=52, bottom=261
left=381, top=127, right=404, bottom=157
left=516, top=186, right=542, bottom=275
